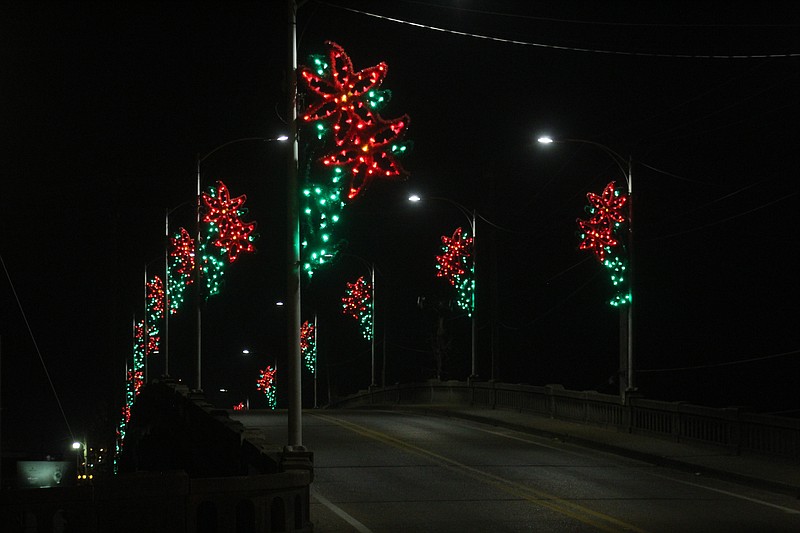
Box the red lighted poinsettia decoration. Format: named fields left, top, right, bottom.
left=170, top=227, right=196, bottom=280
left=201, top=180, right=257, bottom=263
left=576, top=180, right=631, bottom=307
left=436, top=227, right=473, bottom=284
left=576, top=181, right=627, bottom=262
left=321, top=114, right=409, bottom=199
left=299, top=41, right=410, bottom=201
left=299, top=41, right=389, bottom=146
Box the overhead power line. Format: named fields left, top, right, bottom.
left=1, top=253, right=75, bottom=442
left=320, top=1, right=800, bottom=59
left=638, top=349, right=799, bottom=373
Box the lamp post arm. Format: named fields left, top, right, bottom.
left=198, top=137, right=286, bottom=165
left=567, top=138, right=629, bottom=188
left=427, top=196, right=474, bottom=230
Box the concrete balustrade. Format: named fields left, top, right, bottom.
left=331, top=380, right=800, bottom=459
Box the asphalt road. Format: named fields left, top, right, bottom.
left=234, top=409, right=800, bottom=532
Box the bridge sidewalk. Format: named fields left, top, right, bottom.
left=393, top=405, right=800, bottom=496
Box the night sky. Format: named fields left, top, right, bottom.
left=2, top=1, right=798, bottom=456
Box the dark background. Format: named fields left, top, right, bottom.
left=2, top=1, right=798, bottom=457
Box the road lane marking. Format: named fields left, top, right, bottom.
left=456, top=418, right=800, bottom=515
left=643, top=471, right=800, bottom=515
left=312, top=413, right=648, bottom=533
left=311, top=486, right=375, bottom=533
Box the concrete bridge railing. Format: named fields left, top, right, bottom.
left=329, top=380, right=800, bottom=460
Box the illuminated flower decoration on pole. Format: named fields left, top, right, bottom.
left=576, top=181, right=631, bottom=306
left=257, top=366, right=277, bottom=410
left=298, top=41, right=411, bottom=277
left=197, top=181, right=258, bottom=300
left=135, top=319, right=160, bottom=357
left=127, top=370, right=144, bottom=396
left=436, top=227, right=475, bottom=317
left=133, top=321, right=144, bottom=372
left=299, top=41, right=390, bottom=145
left=321, top=114, right=409, bottom=200
left=201, top=180, right=257, bottom=263
left=168, top=227, right=195, bottom=314
left=342, top=276, right=373, bottom=341
left=301, top=320, right=317, bottom=373
left=146, top=275, right=165, bottom=321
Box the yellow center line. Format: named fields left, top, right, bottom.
left=312, top=413, right=648, bottom=533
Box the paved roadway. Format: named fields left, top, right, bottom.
left=233, top=409, right=800, bottom=532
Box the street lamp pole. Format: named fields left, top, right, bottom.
left=143, top=266, right=149, bottom=384
left=409, top=195, right=478, bottom=380
left=537, top=136, right=635, bottom=402
left=469, top=208, right=477, bottom=381
left=163, top=200, right=193, bottom=378
left=339, top=253, right=378, bottom=389
left=195, top=156, right=202, bottom=391
left=313, top=313, right=318, bottom=408
left=164, top=209, right=170, bottom=377
left=286, top=0, right=303, bottom=448
left=143, top=258, right=162, bottom=383
left=370, top=262, right=377, bottom=388
left=193, top=136, right=288, bottom=392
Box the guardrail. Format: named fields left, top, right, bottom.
left=330, top=380, right=800, bottom=459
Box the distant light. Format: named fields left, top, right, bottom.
left=72, top=442, right=81, bottom=450
left=537, top=136, right=554, bottom=144
left=276, top=135, right=289, bottom=141
left=408, top=194, right=421, bottom=202
left=219, top=388, right=228, bottom=393
left=242, top=349, right=251, bottom=355
left=275, top=301, right=285, bottom=307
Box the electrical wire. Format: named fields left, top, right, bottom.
left=1, top=253, right=75, bottom=442
left=645, top=190, right=796, bottom=242
left=318, top=1, right=800, bottom=59
left=638, top=349, right=799, bottom=373
left=391, top=0, right=800, bottom=29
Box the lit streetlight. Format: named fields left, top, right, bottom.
left=409, top=194, right=478, bottom=381
left=537, top=135, right=635, bottom=402
left=71, top=439, right=87, bottom=479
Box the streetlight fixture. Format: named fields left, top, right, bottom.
left=537, top=135, right=635, bottom=402
left=71, top=439, right=87, bottom=479
left=194, top=135, right=288, bottom=392
left=408, top=194, right=478, bottom=381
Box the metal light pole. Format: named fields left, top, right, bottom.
left=370, top=263, right=376, bottom=388
left=408, top=195, right=478, bottom=380
left=193, top=136, right=288, bottom=391
left=313, top=313, right=318, bottom=408
left=286, top=0, right=303, bottom=448
left=143, top=266, right=149, bottom=384
left=164, top=209, right=170, bottom=377
left=163, top=200, right=194, bottom=378
left=339, top=253, right=379, bottom=389
left=195, top=158, right=202, bottom=391
left=537, top=136, right=635, bottom=402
